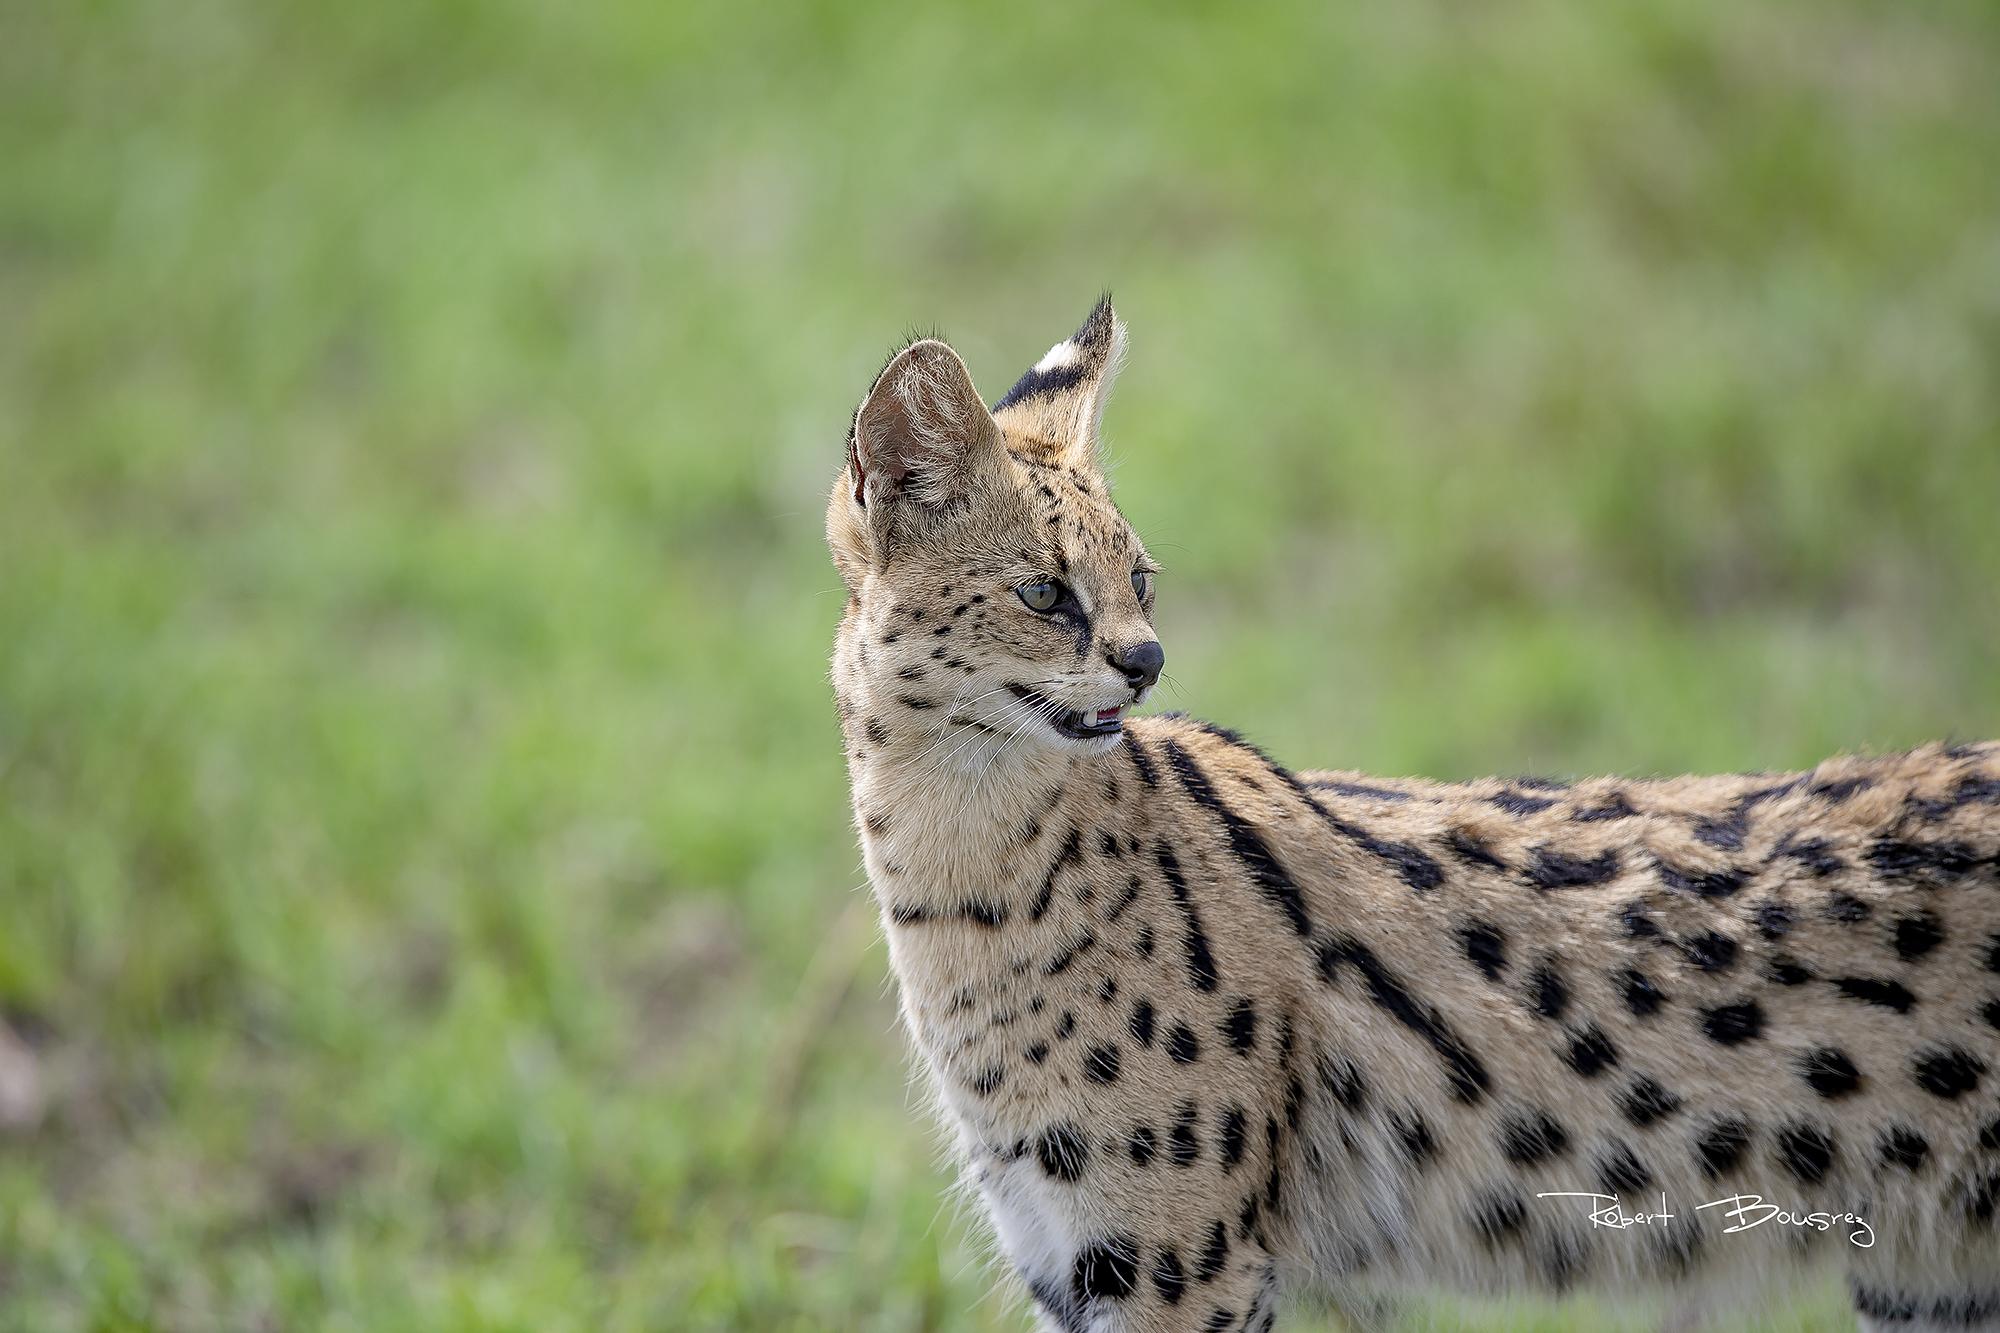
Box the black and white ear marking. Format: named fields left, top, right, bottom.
left=992, top=294, right=1128, bottom=457
left=848, top=338, right=999, bottom=511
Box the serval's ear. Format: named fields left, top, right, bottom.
left=990, top=293, right=1127, bottom=464
left=829, top=336, right=1000, bottom=583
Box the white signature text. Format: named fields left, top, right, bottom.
left=1535, top=1191, right=1874, bottom=1248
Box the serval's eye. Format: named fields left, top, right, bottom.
left=1131, top=570, right=1152, bottom=602
left=1017, top=580, right=1063, bottom=612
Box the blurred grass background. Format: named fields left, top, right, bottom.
left=3, top=0, right=1999, bottom=1328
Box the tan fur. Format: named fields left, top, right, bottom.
left=828, top=300, right=2000, bottom=1332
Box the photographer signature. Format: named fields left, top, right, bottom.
left=1536, top=1191, right=1874, bottom=1248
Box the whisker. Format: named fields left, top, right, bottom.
left=915, top=695, right=1042, bottom=783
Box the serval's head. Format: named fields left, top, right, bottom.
left=828, top=297, right=1163, bottom=763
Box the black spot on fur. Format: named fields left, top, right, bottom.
left=1150, top=1248, right=1184, bottom=1304
left=1878, top=1127, right=1929, bottom=1172
left=1621, top=968, right=1667, bottom=1017
left=1236, top=1192, right=1262, bottom=1245
left=1833, top=976, right=1916, bottom=1013
left=1170, top=1102, right=1201, bottom=1167
left=1167, top=1023, right=1200, bottom=1064
left=1530, top=964, right=1570, bottom=1021
left=1913, top=1047, right=1985, bottom=1099
left=964, top=899, right=1007, bottom=928
left=1809, top=776, right=1871, bottom=802
left=1262, top=1118, right=1283, bottom=1210
left=1489, top=789, right=1556, bottom=816
left=1461, top=922, right=1508, bottom=981
left=1103, top=877, right=1140, bottom=923
left=1199, top=723, right=1445, bottom=886
left=1055, top=1010, right=1076, bottom=1041
left=1825, top=893, right=1871, bottom=924
left=1394, top=1113, right=1438, bottom=1166
left=1574, top=794, right=1636, bottom=822
left=1501, top=1111, right=1572, bottom=1165
left=1752, top=900, right=1793, bottom=940
left=1621, top=903, right=1660, bottom=938
left=1869, top=837, right=1980, bottom=880
left=1030, top=828, right=1082, bottom=922
left=1082, top=1043, right=1121, bottom=1085
left=1539, top=1232, right=1589, bottom=1292
left=1318, top=1055, right=1367, bottom=1110
left=1766, top=955, right=1813, bottom=986
left=1525, top=846, right=1621, bottom=890
left=1445, top=831, right=1507, bottom=871
left=1163, top=740, right=1313, bottom=936
left=1692, top=814, right=1746, bottom=851
left=1043, top=931, right=1096, bottom=976
left=1564, top=1025, right=1620, bottom=1078
left=1679, top=931, right=1738, bottom=973
left=1893, top=910, right=1946, bottom=961
left=971, top=1065, right=1004, bottom=1096
left=1653, top=1218, right=1706, bottom=1277
left=1701, top=1000, right=1764, bottom=1045
left=1695, top=1119, right=1752, bottom=1179
left=1951, top=771, right=2000, bottom=806
left=1026, top=1042, right=1049, bottom=1065
left=1219, top=1106, right=1247, bottom=1169
left=1193, top=1220, right=1229, bottom=1281
left=1129, top=1000, right=1155, bottom=1047
left=1961, top=1171, right=2000, bottom=1226
left=1128, top=1126, right=1156, bottom=1165
left=1851, top=1287, right=2000, bottom=1326
left=1126, top=735, right=1159, bottom=788
left=1356, top=834, right=1445, bottom=891
left=1800, top=1048, right=1863, bottom=1099
left=1155, top=842, right=1220, bottom=993
left=1471, top=1193, right=1529, bottom=1248
left=1776, top=1123, right=1835, bottom=1186
left=1655, top=859, right=1748, bottom=898
left=1597, top=1141, right=1653, bottom=1195
left=1029, top=1279, right=1087, bottom=1333
left=1621, top=1077, right=1684, bottom=1128
left=863, top=718, right=889, bottom=745
left=1777, top=835, right=1844, bottom=876
left=1318, top=935, right=1491, bottom=1103
left=1070, top=1236, right=1140, bottom=1301
left=1222, top=998, right=1258, bottom=1056
left=1037, top=1122, right=1089, bottom=1182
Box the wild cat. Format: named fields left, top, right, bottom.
left=825, top=297, right=2000, bottom=1332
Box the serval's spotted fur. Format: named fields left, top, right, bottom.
left=826, top=299, right=2000, bottom=1332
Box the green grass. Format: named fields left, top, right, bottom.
left=3, top=0, right=1999, bottom=1328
